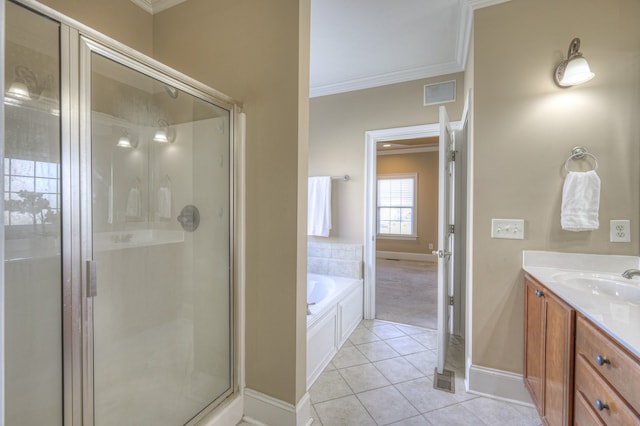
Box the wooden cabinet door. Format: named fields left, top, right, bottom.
left=524, top=276, right=546, bottom=416
left=544, top=289, right=575, bottom=426
left=524, top=275, right=575, bottom=425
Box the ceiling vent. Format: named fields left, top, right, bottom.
left=424, top=80, right=456, bottom=106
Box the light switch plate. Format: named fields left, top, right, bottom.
left=491, top=219, right=525, bottom=240
left=610, top=220, right=631, bottom=242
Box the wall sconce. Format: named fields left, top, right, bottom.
left=554, top=37, right=595, bottom=87
left=7, top=65, right=36, bottom=99
left=6, top=65, right=56, bottom=100
left=153, top=119, right=175, bottom=143
left=117, top=129, right=138, bottom=148
left=164, top=84, right=179, bottom=99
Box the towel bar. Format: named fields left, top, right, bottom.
left=564, top=146, right=598, bottom=173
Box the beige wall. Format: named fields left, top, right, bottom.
left=472, top=0, right=640, bottom=374
left=153, top=0, right=308, bottom=404
left=309, top=73, right=465, bottom=244
left=376, top=152, right=439, bottom=254
left=39, top=0, right=153, bottom=55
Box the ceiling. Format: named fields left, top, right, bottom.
left=310, top=0, right=473, bottom=97
left=132, top=0, right=510, bottom=97
left=310, top=0, right=510, bottom=97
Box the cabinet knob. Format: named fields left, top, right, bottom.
left=595, top=355, right=610, bottom=366
left=534, top=289, right=544, bottom=298
left=595, top=399, right=609, bottom=411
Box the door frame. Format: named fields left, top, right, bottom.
left=364, top=122, right=461, bottom=321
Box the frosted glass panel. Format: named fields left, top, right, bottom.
left=90, top=53, right=232, bottom=425
left=3, top=1, right=63, bottom=424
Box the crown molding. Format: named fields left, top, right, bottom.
left=130, top=0, right=187, bottom=14
left=466, top=0, right=512, bottom=10
left=310, top=60, right=463, bottom=98
left=457, top=1, right=473, bottom=69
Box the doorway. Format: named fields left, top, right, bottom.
left=375, top=137, right=440, bottom=329
left=363, top=115, right=468, bottom=366
left=364, top=124, right=440, bottom=321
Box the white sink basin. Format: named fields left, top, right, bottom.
left=552, top=272, right=640, bottom=304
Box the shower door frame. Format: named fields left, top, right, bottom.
left=78, top=35, right=238, bottom=425
left=6, top=1, right=242, bottom=424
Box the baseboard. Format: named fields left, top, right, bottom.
left=466, top=364, right=534, bottom=406
left=197, top=392, right=244, bottom=425
left=376, top=251, right=436, bottom=262
left=243, top=388, right=311, bottom=426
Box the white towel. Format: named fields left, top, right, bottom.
left=126, top=187, right=141, bottom=218
left=157, top=187, right=172, bottom=219
left=561, top=170, right=600, bottom=231
left=308, top=176, right=332, bottom=237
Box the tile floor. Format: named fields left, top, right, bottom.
left=306, top=319, right=542, bottom=426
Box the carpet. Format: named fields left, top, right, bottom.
left=375, top=258, right=438, bottom=329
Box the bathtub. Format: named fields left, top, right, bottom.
left=306, top=273, right=363, bottom=389
left=307, top=274, right=336, bottom=311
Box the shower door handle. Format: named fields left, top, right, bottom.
left=86, top=260, right=98, bottom=297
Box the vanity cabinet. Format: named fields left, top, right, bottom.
left=524, top=274, right=640, bottom=426
left=574, top=314, right=640, bottom=425
left=524, top=275, right=575, bottom=426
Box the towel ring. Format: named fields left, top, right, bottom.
left=564, top=146, right=598, bottom=173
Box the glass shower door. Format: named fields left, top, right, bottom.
left=85, top=41, right=232, bottom=425
left=3, top=2, right=63, bottom=424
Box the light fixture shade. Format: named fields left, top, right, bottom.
left=559, top=57, right=594, bottom=86
left=117, top=134, right=132, bottom=148
left=7, top=81, right=32, bottom=99
left=554, top=37, right=595, bottom=87
left=153, top=129, right=170, bottom=143
left=153, top=119, right=175, bottom=143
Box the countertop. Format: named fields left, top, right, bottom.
left=523, top=250, right=640, bottom=359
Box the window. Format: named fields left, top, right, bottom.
left=4, top=158, right=60, bottom=227
left=377, top=174, right=417, bottom=237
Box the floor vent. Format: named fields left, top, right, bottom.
left=433, top=368, right=455, bottom=393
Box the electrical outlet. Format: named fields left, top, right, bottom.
left=428, top=243, right=434, bottom=250
left=491, top=219, right=525, bottom=240
left=610, top=220, right=631, bottom=243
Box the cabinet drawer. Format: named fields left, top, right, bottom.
left=575, top=389, right=605, bottom=426
left=576, top=315, right=640, bottom=414
left=575, top=354, right=640, bottom=426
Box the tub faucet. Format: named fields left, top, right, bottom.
left=307, top=302, right=316, bottom=315
left=622, top=269, right=640, bottom=279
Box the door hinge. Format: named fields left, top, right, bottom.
left=449, top=224, right=455, bottom=234
left=449, top=296, right=454, bottom=306
left=450, top=150, right=457, bottom=161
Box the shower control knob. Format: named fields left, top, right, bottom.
left=177, top=205, right=200, bottom=232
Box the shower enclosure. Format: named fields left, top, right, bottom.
left=2, top=1, right=237, bottom=424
